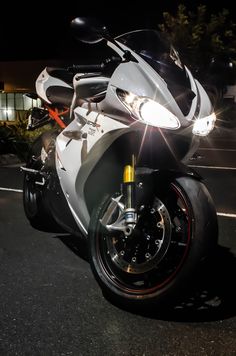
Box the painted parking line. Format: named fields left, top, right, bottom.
left=189, top=165, right=236, bottom=170
left=0, top=187, right=23, bottom=193
left=217, top=212, right=236, bottom=218
left=199, top=148, right=236, bottom=152
left=1, top=187, right=235, bottom=218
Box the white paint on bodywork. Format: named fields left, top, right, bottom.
left=55, top=107, right=128, bottom=234
left=35, top=68, right=72, bottom=104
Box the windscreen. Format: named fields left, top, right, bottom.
left=116, top=30, right=195, bottom=116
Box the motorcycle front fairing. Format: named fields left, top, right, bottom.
left=55, top=29, right=214, bottom=236
left=98, top=31, right=213, bottom=161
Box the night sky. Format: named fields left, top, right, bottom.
left=1, top=0, right=236, bottom=61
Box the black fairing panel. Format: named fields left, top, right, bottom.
left=46, top=86, right=74, bottom=106
left=40, top=132, right=81, bottom=236
left=46, top=173, right=81, bottom=236
left=46, top=67, right=74, bottom=85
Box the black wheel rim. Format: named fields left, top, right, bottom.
left=95, top=183, right=192, bottom=296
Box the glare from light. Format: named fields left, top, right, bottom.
left=192, top=112, right=216, bottom=136
left=125, top=93, right=136, bottom=105
left=119, top=91, right=180, bottom=129
left=3, top=109, right=13, bottom=116
left=140, top=100, right=180, bottom=129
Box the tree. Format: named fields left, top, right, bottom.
left=159, top=4, right=236, bottom=96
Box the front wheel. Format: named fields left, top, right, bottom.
left=88, top=176, right=218, bottom=309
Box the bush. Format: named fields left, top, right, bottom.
left=0, top=112, right=52, bottom=162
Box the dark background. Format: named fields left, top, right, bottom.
left=1, top=0, right=236, bottom=61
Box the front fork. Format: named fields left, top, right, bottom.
left=123, top=156, right=137, bottom=227
left=100, top=156, right=137, bottom=236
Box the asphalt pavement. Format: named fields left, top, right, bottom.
left=0, top=124, right=236, bottom=355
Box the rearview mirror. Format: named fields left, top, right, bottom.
left=70, top=17, right=109, bottom=44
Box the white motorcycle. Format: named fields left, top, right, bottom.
left=22, top=17, right=218, bottom=309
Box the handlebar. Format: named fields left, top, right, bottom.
left=67, top=57, right=121, bottom=74
left=67, top=64, right=104, bottom=73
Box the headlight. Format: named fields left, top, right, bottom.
left=117, top=89, right=180, bottom=129
left=192, top=112, right=216, bottom=136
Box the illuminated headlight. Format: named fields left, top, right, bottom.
left=192, top=112, right=216, bottom=136
left=117, top=90, right=180, bottom=129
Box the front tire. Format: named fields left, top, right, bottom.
left=88, top=176, right=218, bottom=309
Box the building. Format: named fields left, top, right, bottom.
left=0, top=60, right=64, bottom=123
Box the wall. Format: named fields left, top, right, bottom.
left=0, top=60, right=68, bottom=92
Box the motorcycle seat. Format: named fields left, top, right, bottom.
left=46, top=67, right=74, bottom=86
left=46, top=86, right=74, bottom=107
left=45, top=69, right=109, bottom=105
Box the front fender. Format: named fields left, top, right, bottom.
left=135, top=165, right=202, bottom=207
